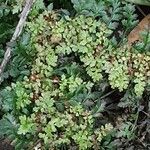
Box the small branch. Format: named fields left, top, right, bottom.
left=136, top=6, right=146, bottom=17
left=0, top=0, right=34, bottom=77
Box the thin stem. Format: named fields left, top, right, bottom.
left=0, top=0, right=34, bottom=82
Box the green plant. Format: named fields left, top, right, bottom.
left=0, top=1, right=149, bottom=149
left=117, top=122, right=136, bottom=140
left=0, top=32, right=33, bottom=84
left=0, top=84, right=113, bottom=149
left=134, top=28, right=150, bottom=53
left=33, top=11, right=148, bottom=96
left=71, top=0, right=138, bottom=39
left=0, top=9, right=115, bottom=149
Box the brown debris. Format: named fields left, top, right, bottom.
left=128, top=14, right=150, bottom=45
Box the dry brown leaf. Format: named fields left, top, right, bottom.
left=128, top=14, right=150, bottom=45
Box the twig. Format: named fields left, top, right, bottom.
left=136, top=6, right=146, bottom=17
left=0, top=0, right=34, bottom=77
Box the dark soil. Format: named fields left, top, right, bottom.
left=136, top=5, right=150, bottom=20
left=0, top=138, right=14, bottom=150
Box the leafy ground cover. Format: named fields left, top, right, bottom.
left=0, top=0, right=150, bottom=149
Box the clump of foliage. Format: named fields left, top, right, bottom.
left=0, top=0, right=150, bottom=149
left=1, top=84, right=113, bottom=149
left=28, top=10, right=149, bottom=97
left=0, top=11, right=115, bottom=149
left=71, top=0, right=138, bottom=35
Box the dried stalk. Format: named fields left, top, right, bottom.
left=0, top=0, right=34, bottom=77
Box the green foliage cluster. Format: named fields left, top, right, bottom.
left=0, top=78, right=113, bottom=149
left=28, top=11, right=149, bottom=97
left=0, top=0, right=150, bottom=149
left=71, top=0, right=138, bottom=32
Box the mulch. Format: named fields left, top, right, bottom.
left=0, top=138, right=14, bottom=150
